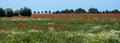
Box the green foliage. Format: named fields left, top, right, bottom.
left=33, top=11, right=36, bottom=14
left=64, top=9, right=71, bottom=13
left=69, top=9, right=74, bottom=13
left=38, top=11, right=40, bottom=14
left=0, top=17, right=120, bottom=43
left=45, top=10, right=48, bottom=14
left=0, top=7, right=32, bottom=17
left=0, top=30, right=119, bottom=43
left=53, top=9, right=74, bottom=14
left=75, top=8, right=86, bottom=13
left=88, top=8, right=99, bottom=13
left=13, top=10, right=20, bottom=16
left=105, top=10, right=109, bottom=13
left=20, top=7, right=32, bottom=17
left=0, top=8, right=5, bottom=17
left=112, top=9, right=119, bottom=13
left=5, top=8, right=13, bottom=17
left=49, top=10, right=51, bottom=14
left=52, top=8, right=119, bottom=14
left=53, top=10, right=60, bottom=14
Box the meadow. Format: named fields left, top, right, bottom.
left=0, top=14, right=120, bottom=43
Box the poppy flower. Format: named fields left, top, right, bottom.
left=0, top=29, right=3, bottom=32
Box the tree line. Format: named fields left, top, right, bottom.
left=53, top=8, right=120, bottom=14
left=34, top=8, right=120, bottom=14
left=0, top=7, right=120, bottom=17
left=0, top=7, right=32, bottom=17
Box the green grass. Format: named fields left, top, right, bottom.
left=0, top=20, right=120, bottom=31
left=0, top=18, right=120, bottom=43
left=0, top=30, right=120, bottom=43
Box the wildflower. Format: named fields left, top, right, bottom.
left=118, top=38, right=120, bottom=42
left=43, top=28, right=48, bottom=31
left=67, top=33, right=73, bottom=38
left=17, top=23, right=26, bottom=29
left=33, top=25, right=39, bottom=30
left=60, top=28, right=65, bottom=31
left=53, top=24, right=58, bottom=31
left=48, top=27, right=54, bottom=32
left=0, top=29, right=3, bottom=32
left=92, top=25, right=102, bottom=30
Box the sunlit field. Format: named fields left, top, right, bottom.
left=0, top=14, right=120, bottom=43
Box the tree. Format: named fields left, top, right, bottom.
left=75, top=8, right=86, bottom=13
left=105, top=10, right=109, bottom=13
left=109, top=11, right=112, bottom=13
left=13, top=10, right=20, bottom=16
left=69, top=9, right=74, bottom=13
left=65, top=9, right=74, bottom=13
left=119, top=11, right=120, bottom=13
left=55, top=10, right=60, bottom=14
left=52, top=12, right=55, bottom=14
left=102, top=11, right=106, bottom=13
left=64, top=9, right=70, bottom=13
left=20, top=7, right=32, bottom=17
left=61, top=10, right=65, bottom=14
left=88, top=8, right=99, bottom=13
left=5, top=8, right=13, bottom=17
left=33, top=11, right=36, bottom=14
left=112, top=9, right=119, bottom=13
left=37, top=11, right=40, bottom=14
left=52, top=10, right=60, bottom=14
left=45, top=10, right=48, bottom=14
left=0, top=8, right=5, bottom=17
left=98, top=11, right=102, bottom=13
left=41, top=11, right=43, bottom=14
left=49, top=11, right=51, bottom=14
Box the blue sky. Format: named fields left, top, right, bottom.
left=0, top=0, right=120, bottom=11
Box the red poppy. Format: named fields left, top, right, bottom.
left=61, top=28, right=65, bottom=31
left=0, top=29, right=3, bottom=32
left=33, top=25, right=39, bottom=30
left=17, top=23, right=26, bottom=30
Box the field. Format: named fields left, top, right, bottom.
left=0, top=13, right=120, bottom=43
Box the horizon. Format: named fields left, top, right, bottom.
left=0, top=0, right=120, bottom=11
